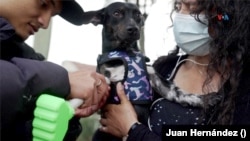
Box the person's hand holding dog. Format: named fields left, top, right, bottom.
left=99, top=82, right=139, bottom=137
left=68, top=70, right=110, bottom=117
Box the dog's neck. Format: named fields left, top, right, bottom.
left=101, top=30, right=139, bottom=54
left=102, top=40, right=138, bottom=54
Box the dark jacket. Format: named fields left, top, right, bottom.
left=126, top=55, right=250, bottom=141
left=0, top=17, right=80, bottom=141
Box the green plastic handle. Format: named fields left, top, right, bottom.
left=32, top=94, right=80, bottom=141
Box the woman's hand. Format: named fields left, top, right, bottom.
left=68, top=70, right=110, bottom=117
left=99, top=82, right=139, bottom=137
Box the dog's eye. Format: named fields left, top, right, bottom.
left=113, top=11, right=122, bottom=17
left=134, top=12, right=142, bottom=18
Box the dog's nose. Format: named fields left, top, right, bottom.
left=127, top=26, right=139, bottom=35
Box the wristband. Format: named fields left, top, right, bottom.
left=128, top=122, right=141, bottom=135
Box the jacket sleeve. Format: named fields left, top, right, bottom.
left=127, top=124, right=161, bottom=141
left=0, top=57, right=70, bottom=130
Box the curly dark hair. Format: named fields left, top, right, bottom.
left=170, top=0, right=250, bottom=124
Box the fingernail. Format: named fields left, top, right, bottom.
left=117, top=82, right=124, bottom=90
left=91, top=105, right=98, bottom=111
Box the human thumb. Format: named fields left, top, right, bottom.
left=116, top=82, right=128, bottom=103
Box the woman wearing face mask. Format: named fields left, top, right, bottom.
left=97, top=0, right=250, bottom=140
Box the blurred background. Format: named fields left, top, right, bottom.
left=26, top=0, right=176, bottom=140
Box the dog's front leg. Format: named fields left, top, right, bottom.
left=146, top=66, right=171, bottom=96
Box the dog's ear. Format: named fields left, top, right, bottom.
left=81, top=8, right=105, bottom=26
left=140, top=14, right=146, bottom=27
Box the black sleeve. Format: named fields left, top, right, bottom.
left=127, top=124, right=161, bottom=141
left=0, top=58, right=70, bottom=133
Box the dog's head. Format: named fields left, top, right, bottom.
left=81, top=2, right=144, bottom=52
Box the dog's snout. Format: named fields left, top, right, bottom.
left=127, top=26, right=139, bottom=35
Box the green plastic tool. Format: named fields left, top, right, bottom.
left=32, top=94, right=83, bottom=141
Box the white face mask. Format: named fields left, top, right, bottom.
left=173, top=13, right=212, bottom=56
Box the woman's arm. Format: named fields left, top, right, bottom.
left=99, top=83, right=161, bottom=141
